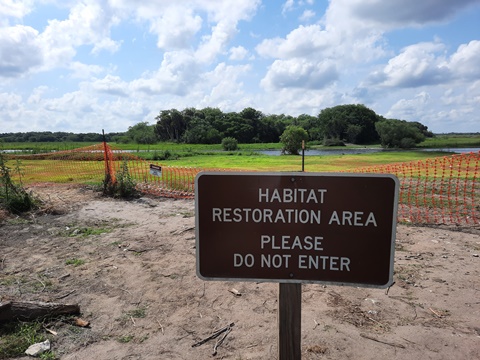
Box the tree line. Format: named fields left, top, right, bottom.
left=0, top=131, right=121, bottom=143
left=150, top=104, right=433, bottom=148
left=1, top=104, right=434, bottom=149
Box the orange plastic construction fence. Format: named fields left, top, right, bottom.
left=351, top=151, right=480, bottom=225
left=4, top=144, right=479, bottom=226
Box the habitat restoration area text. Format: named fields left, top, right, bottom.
left=211, top=187, right=379, bottom=272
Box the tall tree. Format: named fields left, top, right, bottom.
left=126, top=122, right=157, bottom=144
left=280, top=126, right=308, bottom=155
left=317, top=104, right=380, bottom=144
left=375, top=119, right=426, bottom=148
left=154, top=109, right=187, bottom=142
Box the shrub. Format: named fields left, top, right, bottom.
left=0, top=154, right=39, bottom=214
left=103, top=160, right=138, bottom=199
left=150, top=150, right=178, bottom=161
left=375, top=119, right=426, bottom=148
left=222, top=137, right=238, bottom=151
left=280, top=126, right=308, bottom=155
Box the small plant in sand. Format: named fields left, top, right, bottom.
left=0, top=153, right=39, bottom=214
left=103, top=159, right=138, bottom=199
left=65, top=258, right=85, bottom=267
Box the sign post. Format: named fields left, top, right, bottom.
left=195, top=172, right=399, bottom=358
left=278, top=282, right=301, bottom=359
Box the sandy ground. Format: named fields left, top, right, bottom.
left=1, top=184, right=479, bottom=360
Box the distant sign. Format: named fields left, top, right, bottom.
left=195, top=172, right=399, bottom=288
left=149, top=164, right=162, bottom=177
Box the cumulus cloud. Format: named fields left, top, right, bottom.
left=256, top=0, right=390, bottom=93
left=261, top=59, right=338, bottom=90
left=0, top=0, right=33, bottom=25
left=37, top=1, right=120, bottom=70
left=256, top=25, right=331, bottom=59
left=1, top=0, right=479, bottom=134
left=69, top=62, right=105, bottom=79
left=282, top=0, right=295, bottom=14
left=229, top=46, right=249, bottom=60
left=386, top=91, right=431, bottom=119
left=149, top=7, right=202, bottom=50
left=331, top=0, right=480, bottom=28
left=371, top=42, right=450, bottom=87
left=281, top=0, right=315, bottom=15
left=385, top=83, right=480, bottom=132
left=368, top=40, right=480, bottom=88
left=27, top=86, right=48, bottom=104
left=3, top=2, right=121, bottom=80
left=0, top=25, right=43, bottom=77
left=131, top=50, right=200, bottom=96
left=91, top=75, right=129, bottom=97
left=449, top=40, right=480, bottom=78
left=195, top=0, right=260, bottom=63
left=111, top=0, right=259, bottom=63
left=299, top=10, right=316, bottom=22
left=199, top=62, right=252, bottom=109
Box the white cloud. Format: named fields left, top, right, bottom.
left=384, top=81, right=480, bottom=132
left=0, top=87, right=149, bottom=133
left=111, top=0, right=260, bottom=63
left=372, top=42, right=450, bottom=87
left=281, top=0, right=315, bottom=15
left=131, top=50, right=200, bottom=96
left=195, top=0, right=260, bottom=63
left=282, top=0, right=295, bottom=14
left=261, top=59, right=338, bottom=90
left=299, top=10, right=316, bottom=22
left=449, top=40, right=480, bottom=79
left=386, top=91, right=431, bottom=119
left=256, top=25, right=331, bottom=59
left=0, top=0, right=33, bottom=25
left=69, top=62, right=105, bottom=79
left=27, top=86, right=48, bottom=104
left=91, top=75, right=129, bottom=97
left=260, top=86, right=342, bottom=118
left=229, top=46, right=249, bottom=60
left=1, top=0, right=479, bottom=134
left=195, top=20, right=235, bottom=63
left=0, top=25, right=43, bottom=77
left=369, top=40, right=480, bottom=88
left=37, top=1, right=120, bottom=70
left=0, top=91, right=22, bottom=111
left=199, top=62, right=252, bottom=110
left=149, top=7, right=202, bottom=50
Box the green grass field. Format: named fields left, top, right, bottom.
left=2, top=137, right=479, bottom=175
left=2, top=133, right=479, bottom=153
left=150, top=150, right=455, bottom=172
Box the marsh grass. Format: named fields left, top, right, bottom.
left=418, top=135, right=480, bottom=148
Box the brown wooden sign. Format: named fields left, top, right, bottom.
left=195, top=172, right=399, bottom=288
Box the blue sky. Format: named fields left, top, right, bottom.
left=1, top=0, right=479, bottom=134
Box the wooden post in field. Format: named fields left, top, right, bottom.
left=301, top=140, right=305, bottom=172
left=278, top=283, right=302, bottom=359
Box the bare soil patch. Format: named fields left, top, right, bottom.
left=1, top=184, right=479, bottom=359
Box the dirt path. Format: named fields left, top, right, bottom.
left=1, top=184, right=479, bottom=359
